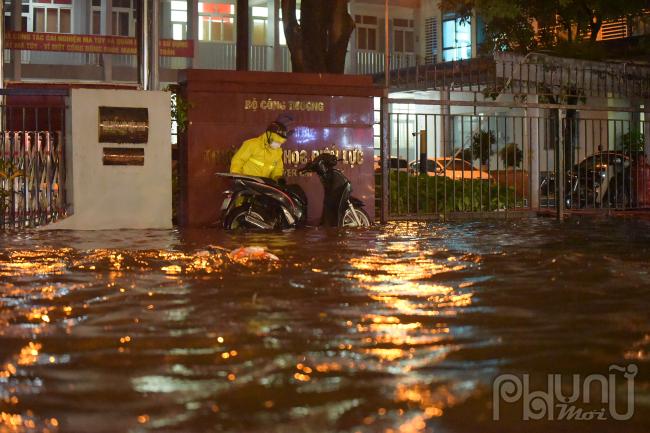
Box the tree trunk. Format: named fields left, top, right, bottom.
left=326, top=0, right=355, bottom=73
left=281, top=0, right=354, bottom=73
left=236, top=0, right=249, bottom=71
left=281, top=0, right=304, bottom=71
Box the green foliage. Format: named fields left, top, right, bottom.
left=471, top=130, right=495, bottom=165
left=499, top=143, right=523, bottom=167
left=441, top=0, right=650, bottom=56
left=377, top=172, right=523, bottom=215
left=621, top=130, right=645, bottom=152
left=165, top=84, right=191, bottom=133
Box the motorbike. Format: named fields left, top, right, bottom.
left=217, top=153, right=371, bottom=229
left=539, top=151, right=634, bottom=209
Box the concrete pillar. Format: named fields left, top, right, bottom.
left=348, top=0, right=358, bottom=74
left=0, top=1, right=4, bottom=88
left=11, top=0, right=21, bottom=82
left=160, top=1, right=171, bottom=39
left=101, top=0, right=113, bottom=82
left=188, top=0, right=199, bottom=68
left=138, top=0, right=160, bottom=90
left=236, top=0, right=249, bottom=71
left=72, top=0, right=89, bottom=33
left=267, top=0, right=278, bottom=71
left=380, top=95, right=389, bottom=223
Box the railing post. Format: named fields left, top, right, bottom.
left=527, top=95, right=540, bottom=210
left=645, top=105, right=650, bottom=160
left=418, top=129, right=427, bottom=175
left=380, top=95, right=389, bottom=223
left=556, top=108, right=566, bottom=220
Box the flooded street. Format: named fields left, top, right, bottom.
left=1, top=219, right=649, bottom=433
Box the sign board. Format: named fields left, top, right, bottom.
left=46, top=89, right=171, bottom=230
left=180, top=70, right=382, bottom=227
left=5, top=31, right=193, bottom=57
left=102, top=147, right=145, bottom=166
left=98, top=107, right=149, bottom=144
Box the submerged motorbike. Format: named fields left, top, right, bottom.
left=217, top=153, right=371, bottom=229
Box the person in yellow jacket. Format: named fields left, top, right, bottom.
left=230, top=116, right=293, bottom=182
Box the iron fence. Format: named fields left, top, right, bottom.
left=0, top=99, right=66, bottom=229
left=377, top=98, right=649, bottom=220
left=379, top=54, right=650, bottom=101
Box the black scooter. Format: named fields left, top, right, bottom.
left=217, top=153, right=370, bottom=229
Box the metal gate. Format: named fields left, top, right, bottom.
left=375, top=55, right=650, bottom=221
left=0, top=88, right=67, bottom=229
left=376, top=97, right=649, bottom=221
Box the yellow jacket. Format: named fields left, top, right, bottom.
left=230, top=133, right=284, bottom=181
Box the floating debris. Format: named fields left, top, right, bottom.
left=229, top=247, right=279, bottom=264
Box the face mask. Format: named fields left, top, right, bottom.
left=270, top=141, right=282, bottom=149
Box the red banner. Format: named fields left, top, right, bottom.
left=159, top=39, right=194, bottom=57
left=5, top=31, right=194, bottom=57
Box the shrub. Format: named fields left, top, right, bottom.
left=376, top=172, right=523, bottom=215
left=621, top=130, right=645, bottom=153
left=499, top=143, right=523, bottom=167
left=471, top=130, right=495, bottom=165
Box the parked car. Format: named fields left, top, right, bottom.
left=539, top=151, right=649, bottom=209
left=375, top=156, right=409, bottom=173
left=408, top=157, right=492, bottom=181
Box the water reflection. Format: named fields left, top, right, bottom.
left=0, top=220, right=649, bottom=432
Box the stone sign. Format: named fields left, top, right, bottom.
left=179, top=70, right=382, bottom=227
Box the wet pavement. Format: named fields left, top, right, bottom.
left=0, top=219, right=649, bottom=433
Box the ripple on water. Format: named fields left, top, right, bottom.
left=0, top=220, right=649, bottom=432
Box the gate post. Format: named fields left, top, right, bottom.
left=380, top=95, right=389, bottom=223
left=556, top=108, right=566, bottom=220
left=527, top=96, right=540, bottom=210
left=642, top=104, right=650, bottom=160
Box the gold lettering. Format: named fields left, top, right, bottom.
left=283, top=149, right=292, bottom=164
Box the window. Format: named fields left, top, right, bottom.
left=5, top=3, right=30, bottom=32
left=252, top=6, right=267, bottom=45
left=355, top=15, right=377, bottom=51
left=90, top=0, right=135, bottom=36
left=199, top=1, right=235, bottom=42
left=425, top=17, right=438, bottom=63
left=171, top=0, right=188, bottom=40
left=393, top=18, right=414, bottom=52
left=32, top=1, right=72, bottom=34
left=442, top=14, right=471, bottom=62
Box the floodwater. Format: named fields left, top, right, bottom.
left=0, top=219, right=649, bottom=433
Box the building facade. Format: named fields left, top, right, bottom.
left=2, top=0, right=482, bottom=85
left=4, top=1, right=648, bottom=86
